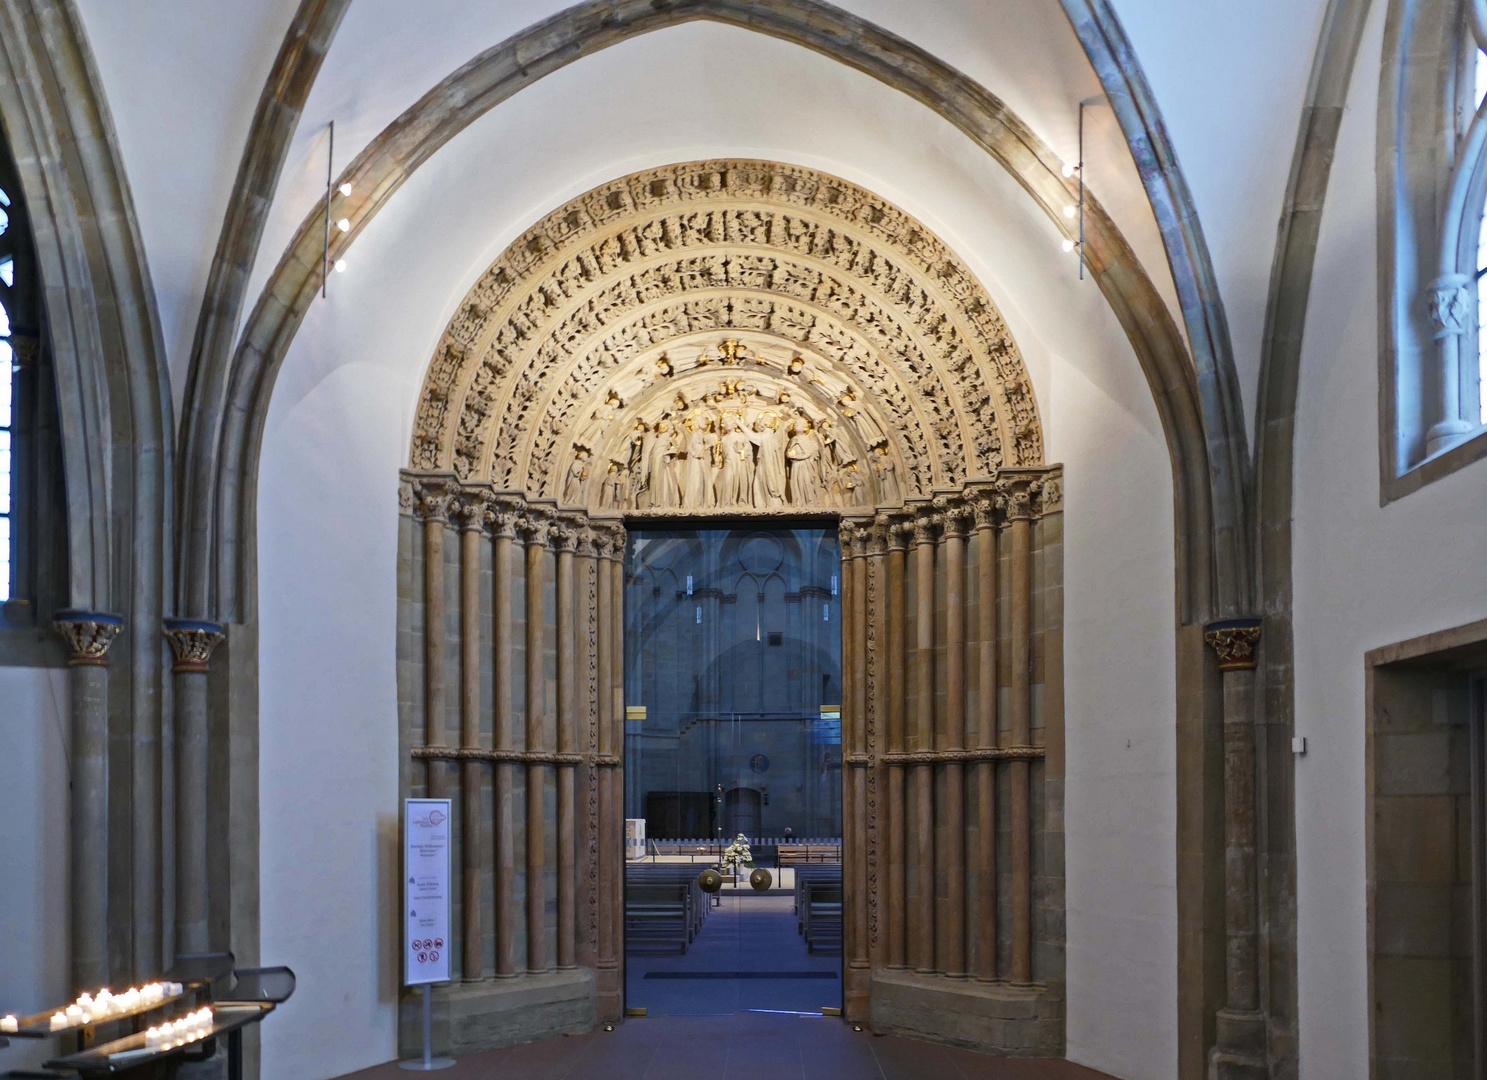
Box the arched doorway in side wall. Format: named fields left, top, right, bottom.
left=622, top=524, right=844, bottom=1015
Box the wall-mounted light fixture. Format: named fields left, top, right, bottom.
left=1061, top=101, right=1089, bottom=280
left=322, top=121, right=351, bottom=297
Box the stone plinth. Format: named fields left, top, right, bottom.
left=398, top=969, right=595, bottom=1058
left=868, top=968, right=1063, bottom=1057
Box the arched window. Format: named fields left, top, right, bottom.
left=1380, top=0, right=1487, bottom=497
left=0, top=130, right=66, bottom=637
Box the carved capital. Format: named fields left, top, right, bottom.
left=998, top=476, right=1034, bottom=521
left=413, top=477, right=455, bottom=524
left=163, top=618, right=226, bottom=674
left=1428, top=273, right=1473, bottom=339
left=550, top=520, right=578, bottom=552
left=1033, top=473, right=1062, bottom=516
left=867, top=515, right=892, bottom=555
left=940, top=498, right=974, bottom=538
left=520, top=511, right=553, bottom=547
left=1204, top=618, right=1263, bottom=672
left=456, top=490, right=490, bottom=532
left=911, top=505, right=939, bottom=546
left=53, top=611, right=123, bottom=667
left=398, top=479, right=415, bottom=516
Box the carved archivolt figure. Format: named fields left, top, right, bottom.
left=715, top=415, right=755, bottom=508
left=647, top=419, right=680, bottom=509
left=786, top=420, right=822, bottom=506
left=600, top=462, right=627, bottom=511
left=680, top=416, right=715, bottom=509
left=749, top=413, right=787, bottom=509
left=874, top=443, right=902, bottom=505
left=563, top=449, right=590, bottom=505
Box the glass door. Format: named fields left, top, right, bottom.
left=622, top=527, right=843, bottom=1015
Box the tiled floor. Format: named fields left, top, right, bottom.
left=337, top=1013, right=1118, bottom=1080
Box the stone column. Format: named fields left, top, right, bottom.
left=54, top=611, right=122, bottom=992
left=594, top=529, right=621, bottom=1017
left=1005, top=478, right=1034, bottom=984
left=1426, top=273, right=1476, bottom=456
left=972, top=491, right=999, bottom=981
left=554, top=522, right=577, bottom=970
left=163, top=618, right=226, bottom=958
left=912, top=505, right=938, bottom=973
left=866, top=517, right=890, bottom=971
left=457, top=495, right=486, bottom=981
left=845, top=520, right=870, bottom=1013
left=942, top=503, right=969, bottom=978
left=522, top=513, right=551, bottom=973
left=1204, top=619, right=1266, bottom=1080
left=607, top=525, right=625, bottom=986
left=575, top=528, right=600, bottom=970
left=886, top=521, right=908, bottom=970
left=490, top=504, right=519, bottom=978
left=420, top=484, right=452, bottom=799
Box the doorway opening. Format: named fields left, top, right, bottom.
left=622, top=525, right=843, bottom=1015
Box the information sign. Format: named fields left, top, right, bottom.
left=404, top=798, right=451, bottom=986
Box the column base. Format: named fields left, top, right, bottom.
left=1207, top=1008, right=1267, bottom=1080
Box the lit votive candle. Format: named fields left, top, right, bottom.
left=1, top=1015, right=17, bottom=1033
left=50, top=1012, right=67, bottom=1031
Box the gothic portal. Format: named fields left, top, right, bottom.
left=398, top=160, right=1064, bottom=1055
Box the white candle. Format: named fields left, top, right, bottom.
left=50, top=1012, right=67, bottom=1031
left=1, top=1015, right=17, bottom=1033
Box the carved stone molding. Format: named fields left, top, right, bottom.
left=412, top=746, right=585, bottom=766
left=1203, top=619, right=1263, bottom=671
left=53, top=610, right=123, bottom=667
left=409, top=161, right=1045, bottom=511
left=162, top=619, right=226, bottom=673
left=878, top=747, right=1046, bottom=766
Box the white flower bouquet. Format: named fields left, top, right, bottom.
left=719, top=833, right=754, bottom=874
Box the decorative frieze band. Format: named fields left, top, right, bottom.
left=53, top=611, right=123, bottom=666
left=399, top=466, right=1062, bottom=535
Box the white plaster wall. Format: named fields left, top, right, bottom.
left=72, top=0, right=301, bottom=404
left=241, top=0, right=1182, bottom=364
left=1113, top=0, right=1331, bottom=431
left=1292, top=3, right=1487, bottom=1076
left=0, top=666, right=70, bottom=1074
left=257, top=23, right=1179, bottom=1080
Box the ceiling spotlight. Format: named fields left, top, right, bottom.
left=338, top=182, right=353, bottom=197
left=1063, top=204, right=1076, bottom=219
left=1062, top=239, right=1076, bottom=253
left=1061, top=163, right=1076, bottom=178
left=333, top=259, right=348, bottom=273
left=336, top=218, right=351, bottom=233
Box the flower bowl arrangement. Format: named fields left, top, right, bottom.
left=719, top=833, right=754, bottom=876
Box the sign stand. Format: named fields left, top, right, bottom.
left=400, top=798, right=455, bottom=1071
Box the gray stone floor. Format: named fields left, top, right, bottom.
left=338, top=1011, right=1117, bottom=1079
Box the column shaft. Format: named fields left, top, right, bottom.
left=1009, top=512, right=1033, bottom=984
left=596, top=554, right=615, bottom=970
left=72, top=661, right=110, bottom=989
left=944, top=520, right=967, bottom=977
left=556, top=538, right=576, bottom=969
left=525, top=527, right=548, bottom=973
left=425, top=516, right=448, bottom=803
left=976, top=516, right=998, bottom=981
left=460, top=521, right=483, bottom=981
left=1221, top=668, right=1260, bottom=1011
left=608, top=538, right=625, bottom=975
left=914, top=524, right=936, bottom=973
left=887, top=539, right=907, bottom=969
left=493, top=527, right=517, bottom=977
left=852, top=539, right=869, bottom=973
